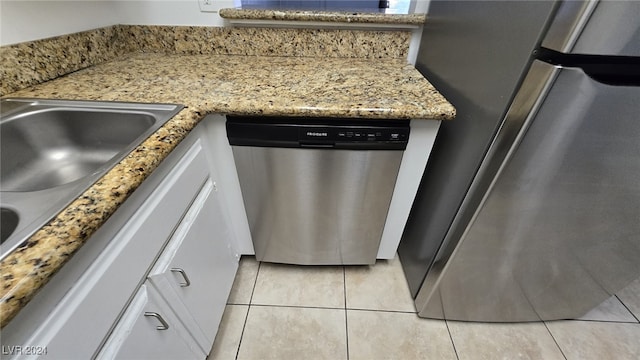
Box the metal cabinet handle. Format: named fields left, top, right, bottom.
left=170, top=267, right=191, bottom=287
left=144, top=312, right=169, bottom=330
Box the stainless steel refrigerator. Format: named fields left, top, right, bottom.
left=398, top=0, right=640, bottom=322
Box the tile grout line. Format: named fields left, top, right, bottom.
left=563, top=317, right=640, bottom=325
left=234, top=306, right=251, bottom=360
left=343, top=266, right=350, bottom=360
left=569, top=318, right=640, bottom=325
left=542, top=321, right=568, bottom=360
left=615, top=294, right=640, bottom=323
left=234, top=258, right=262, bottom=360
left=247, top=303, right=347, bottom=311
left=345, top=307, right=420, bottom=315
left=444, top=320, right=460, bottom=360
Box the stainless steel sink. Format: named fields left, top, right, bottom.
left=0, top=99, right=183, bottom=258
left=2, top=109, right=157, bottom=191
left=1, top=208, right=19, bottom=244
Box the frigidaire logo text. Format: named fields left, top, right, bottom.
left=306, top=132, right=328, bottom=137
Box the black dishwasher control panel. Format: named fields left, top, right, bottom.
left=227, top=116, right=410, bottom=150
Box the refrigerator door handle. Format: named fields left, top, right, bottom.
left=536, top=47, right=640, bottom=86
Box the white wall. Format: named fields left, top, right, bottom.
left=412, top=0, right=430, bottom=14
left=113, top=0, right=233, bottom=27
left=0, top=0, right=233, bottom=46
left=407, top=0, right=430, bottom=65
left=0, top=1, right=120, bottom=46
left=1, top=0, right=429, bottom=46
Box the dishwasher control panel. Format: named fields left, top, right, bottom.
left=300, top=126, right=409, bottom=143
left=227, top=116, right=410, bottom=150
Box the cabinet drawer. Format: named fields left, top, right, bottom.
left=96, top=284, right=204, bottom=360
left=149, top=179, right=239, bottom=353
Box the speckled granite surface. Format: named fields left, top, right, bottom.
left=219, top=8, right=426, bottom=25
left=125, top=25, right=411, bottom=58
left=0, top=25, right=134, bottom=96
left=0, top=32, right=454, bottom=327
left=2, top=25, right=410, bottom=97
left=7, top=53, right=455, bottom=119
left=169, top=26, right=411, bottom=58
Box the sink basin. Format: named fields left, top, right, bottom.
left=1, top=208, right=19, bottom=244
left=2, top=109, right=156, bottom=191
left=0, top=98, right=183, bottom=259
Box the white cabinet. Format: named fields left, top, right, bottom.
left=96, top=284, right=204, bottom=360
left=94, top=124, right=240, bottom=358
left=147, top=179, right=238, bottom=353
left=97, top=177, right=238, bottom=359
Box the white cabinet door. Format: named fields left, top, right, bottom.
left=96, top=284, right=204, bottom=360
left=149, top=178, right=239, bottom=353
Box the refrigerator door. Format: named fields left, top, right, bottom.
left=416, top=60, right=640, bottom=321
left=398, top=0, right=559, bottom=297
left=543, top=0, right=640, bottom=56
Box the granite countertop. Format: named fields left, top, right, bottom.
left=219, top=8, right=427, bottom=25
left=0, top=52, right=455, bottom=327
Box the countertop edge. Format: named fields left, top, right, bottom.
left=218, top=8, right=427, bottom=25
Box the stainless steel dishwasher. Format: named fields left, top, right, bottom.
left=227, top=116, right=409, bottom=265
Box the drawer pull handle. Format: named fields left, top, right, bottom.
left=144, top=312, right=169, bottom=330
left=170, top=268, right=191, bottom=287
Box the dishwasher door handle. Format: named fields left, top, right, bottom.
left=299, top=142, right=335, bottom=148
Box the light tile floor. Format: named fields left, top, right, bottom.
left=208, top=256, right=640, bottom=360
